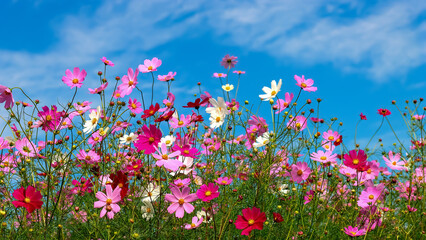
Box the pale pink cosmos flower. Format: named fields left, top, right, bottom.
left=15, top=138, right=39, bottom=157
left=357, top=186, right=382, bottom=208
left=128, top=98, right=143, bottom=114
left=322, top=130, right=340, bottom=142
left=214, top=176, right=233, bottom=185
left=294, top=75, right=317, bottom=92
left=138, top=57, right=162, bottom=73
left=159, top=92, right=175, bottom=112
left=184, top=216, right=204, bottom=230
left=100, top=57, right=114, bottom=66
left=89, top=82, right=108, bottom=94
left=62, top=67, right=87, bottom=89
left=76, top=149, right=100, bottom=165
left=169, top=114, right=191, bottom=129
left=310, top=150, right=337, bottom=164
left=0, top=85, right=14, bottom=109
left=221, top=54, right=238, bottom=69
left=94, top=185, right=121, bottom=219
left=233, top=70, right=245, bottom=74
left=158, top=72, right=176, bottom=82
left=287, top=116, right=307, bottom=131
left=413, top=114, right=425, bottom=120
left=165, top=186, right=198, bottom=218
left=118, top=68, right=139, bottom=96
left=273, top=92, right=293, bottom=114
left=290, top=162, right=312, bottom=184
left=213, top=73, right=227, bottom=78
left=383, top=151, right=406, bottom=171
left=172, top=178, right=191, bottom=188
left=152, top=143, right=182, bottom=171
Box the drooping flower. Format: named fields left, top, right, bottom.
left=83, top=106, right=101, bottom=134
left=12, top=186, right=43, bottom=213
left=343, top=149, right=368, bottom=171
left=138, top=57, right=162, bottom=73
left=0, top=85, right=14, bottom=109
left=259, top=79, right=282, bottom=101
left=134, top=124, right=162, bottom=154
left=221, top=54, right=238, bottom=69
left=94, top=185, right=121, bottom=219
left=164, top=186, right=198, bottom=218
left=294, top=75, right=317, bottom=92
left=62, top=67, right=87, bottom=89
left=100, top=57, right=114, bottom=66
left=344, top=226, right=366, bottom=237
left=234, top=207, right=267, bottom=236
left=377, top=108, right=391, bottom=116
left=196, top=183, right=220, bottom=202
left=273, top=92, right=293, bottom=114
left=184, top=216, right=204, bottom=230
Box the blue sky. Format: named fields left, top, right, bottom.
left=1, top=0, right=425, bottom=149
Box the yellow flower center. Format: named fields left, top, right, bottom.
left=24, top=197, right=31, bottom=203
left=128, top=81, right=134, bottom=86
left=118, top=183, right=123, bottom=188
left=178, top=198, right=185, bottom=205
left=271, top=90, right=277, bottom=96
left=392, top=161, right=397, bottom=166
left=162, top=154, right=169, bottom=160
left=131, top=103, right=137, bottom=109
left=191, top=223, right=196, bottom=228
left=148, top=137, right=155, bottom=143
left=222, top=180, right=227, bottom=184
left=91, top=118, right=98, bottom=125
left=368, top=195, right=374, bottom=200
left=367, top=169, right=372, bottom=174
left=297, top=170, right=303, bottom=176
left=352, top=159, right=359, bottom=165
left=146, top=207, right=151, bottom=213
left=126, top=137, right=132, bottom=141
left=248, top=219, right=255, bottom=225
left=46, top=115, right=52, bottom=121
left=205, top=191, right=212, bottom=196
left=328, top=136, right=334, bottom=141
left=320, top=156, right=327, bottom=160
left=148, top=66, right=153, bottom=70
left=178, top=121, right=184, bottom=125
left=301, top=83, right=307, bottom=88
left=215, top=117, right=221, bottom=122
left=106, top=199, right=112, bottom=204
left=72, top=78, right=79, bottom=84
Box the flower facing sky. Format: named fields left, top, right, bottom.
left=294, top=75, right=317, bottom=92
left=138, top=57, right=162, bottom=73
left=196, top=183, right=220, bottom=202
left=62, top=67, right=87, bottom=89
left=165, top=186, right=198, bottom=218
left=234, top=207, right=266, bottom=236
left=259, top=79, right=282, bottom=101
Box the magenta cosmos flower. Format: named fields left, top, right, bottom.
left=294, top=75, right=317, bottom=92
left=32, top=105, right=65, bottom=132
left=94, top=185, right=121, bottom=219
left=343, top=149, right=368, bottom=171
left=62, top=67, right=87, bottom=89
left=221, top=54, right=238, bottom=69
left=0, top=85, right=14, bottom=109
left=12, top=186, right=43, bottom=213
left=344, top=226, right=366, bottom=237
left=291, top=162, right=312, bottom=184
left=377, top=108, right=391, bottom=116
left=128, top=98, right=143, bottom=114
left=135, top=124, right=162, bottom=154
left=273, top=92, right=293, bottom=114
left=165, top=186, right=198, bottom=218
left=197, top=183, right=220, bottom=202
left=234, top=207, right=266, bottom=236
left=138, top=57, right=162, bottom=73
left=100, top=57, right=114, bottom=66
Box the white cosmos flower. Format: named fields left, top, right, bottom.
left=83, top=106, right=101, bottom=133
left=141, top=201, right=155, bottom=220
left=209, top=113, right=225, bottom=129
left=259, top=79, right=282, bottom=101
left=221, top=84, right=234, bottom=92
left=141, top=183, right=161, bottom=203
left=119, top=132, right=137, bottom=144
left=160, top=135, right=176, bottom=147
left=206, top=97, right=228, bottom=117
left=253, top=131, right=273, bottom=148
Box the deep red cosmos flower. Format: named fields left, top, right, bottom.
left=110, top=170, right=129, bottom=200
left=272, top=212, right=284, bottom=223
left=360, top=113, right=367, bottom=120
left=155, top=109, right=175, bottom=122
left=141, top=103, right=160, bottom=119
left=12, top=186, right=43, bottom=213
left=183, top=98, right=209, bottom=110
left=343, top=149, right=368, bottom=171
left=234, top=207, right=266, bottom=236
left=377, top=108, right=391, bottom=116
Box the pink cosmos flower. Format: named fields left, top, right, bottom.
left=213, top=73, right=227, bottom=78
left=71, top=178, right=93, bottom=195
left=310, top=150, right=337, bottom=164
left=221, top=54, right=238, bottom=69
left=383, top=151, right=406, bottom=171
left=128, top=98, right=143, bottom=114
left=360, top=113, right=367, bottom=120
left=184, top=216, right=203, bottom=230
left=234, top=207, right=266, bottom=236
left=357, top=186, right=382, bottom=208
left=287, top=116, right=307, bottom=131
left=94, top=185, right=121, bottom=219
left=89, top=82, right=108, bottom=94
left=304, top=190, right=315, bottom=204
left=15, top=138, right=39, bottom=157
left=118, top=68, right=139, bottom=96
left=294, top=75, right=317, bottom=92
left=62, top=67, right=87, bottom=89
left=197, top=183, right=220, bottom=202
left=214, top=176, right=233, bottom=185
left=344, top=226, right=366, bottom=237
left=322, top=130, right=340, bottom=142
left=273, top=92, right=293, bottom=114
left=291, top=162, right=312, bottom=184
left=100, top=57, right=114, bottom=66
left=413, top=114, right=425, bottom=120
left=12, top=185, right=43, bottom=213
left=165, top=186, right=198, bottom=218
left=152, top=143, right=182, bottom=171
left=172, top=178, right=191, bottom=188
left=233, top=70, right=245, bottom=74
left=138, top=57, right=162, bottom=73
left=0, top=85, right=14, bottom=109
left=169, top=114, right=191, bottom=129
left=135, top=124, right=162, bottom=154
left=76, top=149, right=100, bottom=165
left=158, top=71, right=176, bottom=82
left=88, top=131, right=104, bottom=146
left=159, top=92, right=175, bottom=112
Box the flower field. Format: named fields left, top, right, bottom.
left=0, top=55, right=425, bottom=239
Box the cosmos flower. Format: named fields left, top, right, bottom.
left=234, top=207, right=266, bottom=236
left=221, top=54, right=238, bottom=69
left=294, top=75, right=317, bottom=92
left=100, top=57, right=114, bottom=66
left=0, top=85, right=14, bottom=109
left=134, top=124, right=162, bottom=154
left=94, top=185, right=121, bottom=219
left=62, top=67, right=87, bottom=89
left=138, top=57, right=162, bottom=73
left=196, top=183, right=220, bottom=202
left=259, top=79, right=282, bottom=101
left=165, top=186, right=198, bottom=218
left=184, top=216, right=204, bottom=230
left=12, top=186, right=43, bottom=213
